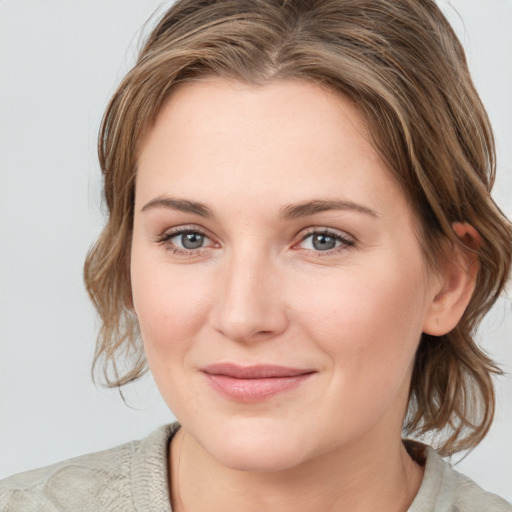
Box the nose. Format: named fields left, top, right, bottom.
left=210, top=250, right=289, bottom=344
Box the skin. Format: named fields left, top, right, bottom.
left=131, top=78, right=477, bottom=512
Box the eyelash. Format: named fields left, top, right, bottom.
left=155, top=226, right=355, bottom=257
left=297, top=228, right=355, bottom=256
left=155, top=226, right=214, bottom=256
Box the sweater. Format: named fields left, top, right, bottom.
left=1, top=422, right=510, bottom=511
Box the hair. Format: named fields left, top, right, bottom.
left=84, top=0, right=512, bottom=456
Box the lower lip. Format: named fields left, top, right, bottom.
left=203, top=373, right=313, bottom=402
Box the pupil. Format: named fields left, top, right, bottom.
left=182, top=233, right=204, bottom=249
left=313, top=234, right=336, bottom=251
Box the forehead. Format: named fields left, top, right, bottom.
left=135, top=78, right=408, bottom=224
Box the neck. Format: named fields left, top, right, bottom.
left=169, top=426, right=424, bottom=512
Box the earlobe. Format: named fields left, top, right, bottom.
left=422, top=223, right=482, bottom=336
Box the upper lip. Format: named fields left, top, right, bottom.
left=201, top=363, right=315, bottom=379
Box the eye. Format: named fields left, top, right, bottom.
left=297, top=229, right=354, bottom=253
left=175, top=231, right=207, bottom=250
left=156, top=227, right=215, bottom=253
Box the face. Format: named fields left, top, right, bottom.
left=131, top=78, right=439, bottom=472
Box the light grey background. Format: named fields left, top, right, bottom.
left=1, top=0, right=511, bottom=501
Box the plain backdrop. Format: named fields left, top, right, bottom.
left=1, top=0, right=511, bottom=502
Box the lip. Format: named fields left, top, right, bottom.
left=201, top=363, right=316, bottom=402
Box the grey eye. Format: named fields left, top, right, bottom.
left=311, top=233, right=337, bottom=250
left=179, top=232, right=205, bottom=249
left=298, top=231, right=351, bottom=252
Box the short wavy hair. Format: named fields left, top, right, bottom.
left=84, top=0, right=512, bottom=456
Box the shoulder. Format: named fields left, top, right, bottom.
left=0, top=441, right=135, bottom=512
left=0, top=423, right=179, bottom=512
left=409, top=444, right=512, bottom=511
left=438, top=460, right=512, bottom=512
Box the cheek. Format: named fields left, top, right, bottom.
left=130, top=252, right=214, bottom=367
left=131, top=261, right=217, bottom=418
left=295, top=258, right=429, bottom=383
left=302, top=265, right=425, bottom=333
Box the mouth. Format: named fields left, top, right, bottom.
left=200, top=363, right=316, bottom=402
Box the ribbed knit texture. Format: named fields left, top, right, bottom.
left=1, top=422, right=510, bottom=511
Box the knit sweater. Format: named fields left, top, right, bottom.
left=1, top=423, right=510, bottom=511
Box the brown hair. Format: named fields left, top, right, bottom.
left=84, top=0, right=512, bottom=455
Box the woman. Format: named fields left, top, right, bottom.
left=1, top=0, right=511, bottom=510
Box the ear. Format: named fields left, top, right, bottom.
left=422, top=222, right=482, bottom=336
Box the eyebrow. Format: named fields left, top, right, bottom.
left=141, top=196, right=214, bottom=217
left=141, top=196, right=378, bottom=220
left=279, top=199, right=378, bottom=219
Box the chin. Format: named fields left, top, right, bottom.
left=212, top=439, right=306, bottom=473
left=192, top=416, right=311, bottom=473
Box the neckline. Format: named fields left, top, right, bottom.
left=132, top=424, right=448, bottom=512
